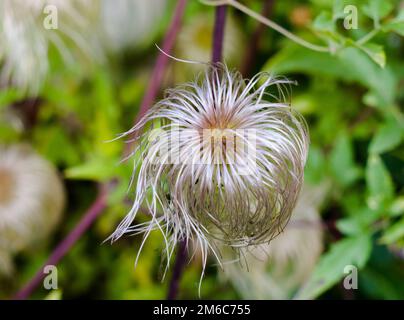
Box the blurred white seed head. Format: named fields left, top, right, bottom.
left=111, top=64, right=309, bottom=272
left=0, top=144, right=65, bottom=275
left=0, top=0, right=99, bottom=94
left=221, top=183, right=328, bottom=299
left=98, top=0, right=167, bottom=53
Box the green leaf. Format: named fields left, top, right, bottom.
left=383, top=21, right=404, bottom=36
left=333, top=0, right=348, bottom=20
left=362, top=0, right=395, bottom=25
left=336, top=218, right=366, bottom=236
left=330, top=133, right=361, bottom=187
left=0, top=87, right=24, bottom=108
left=380, top=217, right=404, bottom=244
left=312, top=11, right=341, bottom=49
left=295, top=235, right=372, bottom=299
left=292, top=93, right=317, bottom=114
left=34, top=126, right=80, bottom=167
left=333, top=0, right=363, bottom=20
left=369, top=119, right=403, bottom=154
left=382, top=9, right=404, bottom=36
left=366, top=154, right=394, bottom=210
left=389, top=197, right=404, bottom=217
left=356, top=43, right=386, bottom=68
left=360, top=268, right=404, bottom=299
left=313, top=11, right=336, bottom=32
left=262, top=45, right=396, bottom=106
left=304, top=146, right=327, bottom=184
left=65, top=158, right=118, bottom=181
left=337, top=207, right=380, bottom=235
left=44, top=290, right=63, bottom=300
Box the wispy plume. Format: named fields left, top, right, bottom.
left=111, top=64, right=309, bottom=273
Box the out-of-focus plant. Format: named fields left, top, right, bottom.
left=0, top=0, right=99, bottom=94
left=0, top=144, right=65, bottom=276
left=98, top=0, right=168, bottom=53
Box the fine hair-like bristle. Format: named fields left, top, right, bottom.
left=110, top=64, right=309, bottom=274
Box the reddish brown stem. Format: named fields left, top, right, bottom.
left=240, top=0, right=274, bottom=77
left=166, top=240, right=188, bottom=300
left=15, top=184, right=108, bottom=300
left=212, top=5, right=227, bottom=64
left=124, top=0, right=188, bottom=157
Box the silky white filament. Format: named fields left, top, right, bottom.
left=111, top=64, right=309, bottom=272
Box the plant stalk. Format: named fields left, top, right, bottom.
left=165, top=3, right=228, bottom=300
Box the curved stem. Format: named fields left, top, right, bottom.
left=212, top=5, right=227, bottom=63
left=356, top=28, right=380, bottom=45
left=202, top=0, right=330, bottom=53
left=14, top=184, right=108, bottom=300
left=241, top=0, right=274, bottom=77
left=124, top=0, right=188, bottom=156
left=167, top=240, right=188, bottom=299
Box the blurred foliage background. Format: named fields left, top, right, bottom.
left=0, top=0, right=403, bottom=300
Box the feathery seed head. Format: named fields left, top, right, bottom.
left=99, top=0, right=168, bottom=52
left=112, top=64, right=309, bottom=269
left=0, top=144, right=65, bottom=274
left=0, top=0, right=98, bottom=93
